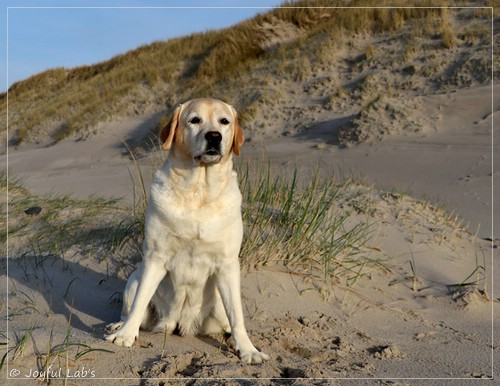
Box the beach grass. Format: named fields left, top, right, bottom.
left=1, top=170, right=141, bottom=279
left=3, top=153, right=478, bottom=297
left=4, top=159, right=376, bottom=292
left=238, top=162, right=374, bottom=288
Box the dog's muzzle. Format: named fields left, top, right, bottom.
left=195, top=131, right=223, bottom=164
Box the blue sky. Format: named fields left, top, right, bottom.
left=1, top=0, right=283, bottom=91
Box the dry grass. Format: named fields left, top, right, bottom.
left=1, top=0, right=487, bottom=146
left=440, top=8, right=457, bottom=49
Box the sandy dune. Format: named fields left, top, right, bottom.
left=1, top=83, right=498, bottom=384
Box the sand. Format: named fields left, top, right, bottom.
left=1, top=82, right=498, bottom=384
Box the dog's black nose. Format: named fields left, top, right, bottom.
left=205, top=131, right=222, bottom=145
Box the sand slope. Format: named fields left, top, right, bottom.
left=1, top=84, right=498, bottom=384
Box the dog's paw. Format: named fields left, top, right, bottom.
left=104, top=327, right=137, bottom=347
left=105, top=321, right=123, bottom=333
left=239, top=349, right=270, bottom=365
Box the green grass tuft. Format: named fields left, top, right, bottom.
left=238, top=162, right=374, bottom=288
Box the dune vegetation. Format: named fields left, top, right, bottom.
left=1, top=0, right=494, bottom=147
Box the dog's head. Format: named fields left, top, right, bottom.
left=159, top=98, right=244, bottom=165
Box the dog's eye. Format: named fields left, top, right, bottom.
left=220, top=118, right=230, bottom=125
left=189, top=117, right=202, bottom=124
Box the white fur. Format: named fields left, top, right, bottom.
left=105, top=99, right=269, bottom=364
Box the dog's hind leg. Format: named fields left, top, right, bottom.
left=200, top=281, right=231, bottom=335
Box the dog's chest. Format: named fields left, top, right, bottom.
left=161, top=200, right=233, bottom=242
left=167, top=245, right=216, bottom=286
left=150, top=175, right=240, bottom=238
left=145, top=169, right=243, bottom=269
left=152, top=203, right=234, bottom=283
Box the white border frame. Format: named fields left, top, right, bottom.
left=4, top=4, right=495, bottom=382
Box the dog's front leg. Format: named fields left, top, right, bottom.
left=105, top=261, right=166, bottom=347
left=216, top=261, right=270, bottom=364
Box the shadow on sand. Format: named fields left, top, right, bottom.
left=6, top=255, right=126, bottom=336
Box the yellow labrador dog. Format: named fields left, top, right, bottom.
left=105, top=98, right=269, bottom=364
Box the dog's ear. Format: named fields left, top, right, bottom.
left=231, top=107, right=245, bottom=156
left=160, top=104, right=182, bottom=151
